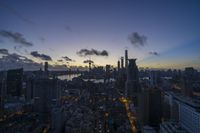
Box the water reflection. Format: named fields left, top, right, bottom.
left=58, top=74, right=115, bottom=83
left=58, top=74, right=81, bottom=80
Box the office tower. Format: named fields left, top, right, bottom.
left=138, top=87, right=162, bottom=127
left=148, top=87, right=162, bottom=126
left=125, top=59, right=141, bottom=105
left=6, top=68, right=23, bottom=97
left=162, top=91, right=200, bottom=133
left=162, top=92, right=179, bottom=121
left=182, top=67, right=196, bottom=97
left=44, top=62, right=48, bottom=72
left=179, top=99, right=200, bottom=133
left=117, top=60, right=120, bottom=72
left=33, top=77, right=61, bottom=113
left=89, top=62, right=91, bottom=72
left=116, top=60, right=126, bottom=94
left=125, top=49, right=128, bottom=68
left=121, top=57, right=124, bottom=69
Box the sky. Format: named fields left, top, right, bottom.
left=0, top=0, right=200, bottom=70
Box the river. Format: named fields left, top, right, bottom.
left=58, top=74, right=115, bottom=83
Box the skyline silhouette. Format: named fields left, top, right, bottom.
left=0, top=0, right=200, bottom=70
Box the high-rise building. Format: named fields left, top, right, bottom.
left=125, top=49, right=128, bottom=68
left=125, top=59, right=141, bottom=105
left=138, top=87, right=162, bottom=127
left=116, top=60, right=126, bottom=94
left=148, top=87, right=162, bottom=126
left=121, top=57, right=124, bottom=69
left=117, top=60, right=120, bottom=72
left=162, top=91, right=200, bottom=133
left=6, top=68, right=23, bottom=97
left=44, top=62, right=48, bottom=72
left=182, top=67, right=197, bottom=97
left=33, top=76, right=61, bottom=113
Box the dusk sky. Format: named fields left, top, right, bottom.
left=0, top=0, right=200, bottom=70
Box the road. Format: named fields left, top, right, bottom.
left=120, top=97, right=137, bottom=133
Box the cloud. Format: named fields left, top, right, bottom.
left=62, top=56, right=73, bottom=62
left=77, top=49, right=109, bottom=57
left=128, top=32, right=147, bottom=47
left=0, top=50, right=70, bottom=71
left=0, top=51, right=41, bottom=70
left=0, top=1, right=34, bottom=24
left=149, top=51, right=159, bottom=56
left=83, top=59, right=94, bottom=64
left=30, top=51, right=52, bottom=61
left=0, top=30, right=33, bottom=46
left=57, top=59, right=63, bottom=62
left=0, top=48, right=9, bottom=55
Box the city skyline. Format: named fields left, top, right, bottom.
left=0, top=0, right=200, bottom=70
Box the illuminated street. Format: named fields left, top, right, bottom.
left=120, top=97, right=137, bottom=133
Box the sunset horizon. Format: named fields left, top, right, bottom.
left=0, top=0, right=199, bottom=71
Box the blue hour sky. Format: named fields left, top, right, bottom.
left=0, top=0, right=200, bottom=70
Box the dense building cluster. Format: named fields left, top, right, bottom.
left=0, top=50, right=200, bottom=133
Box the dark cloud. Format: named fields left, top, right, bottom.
left=0, top=1, right=34, bottom=24
left=57, top=59, right=63, bottom=62
left=0, top=50, right=70, bottom=71
left=62, top=56, right=73, bottom=62
left=83, top=59, right=94, bottom=64
left=0, top=51, right=41, bottom=70
left=77, top=49, right=109, bottom=57
left=7, top=53, right=27, bottom=60
left=0, top=30, right=33, bottom=46
left=128, top=32, right=147, bottom=47
left=149, top=51, right=159, bottom=56
left=0, top=48, right=9, bottom=55
left=30, top=51, right=52, bottom=61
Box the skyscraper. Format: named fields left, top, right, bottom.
left=125, top=59, right=141, bottom=106
left=6, top=68, right=23, bottom=97
left=182, top=67, right=197, bottom=97
left=44, top=62, right=48, bottom=72
left=33, top=77, right=61, bottom=113
left=121, top=57, right=124, bottom=69
left=125, top=50, right=128, bottom=68
left=117, top=60, right=120, bottom=72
